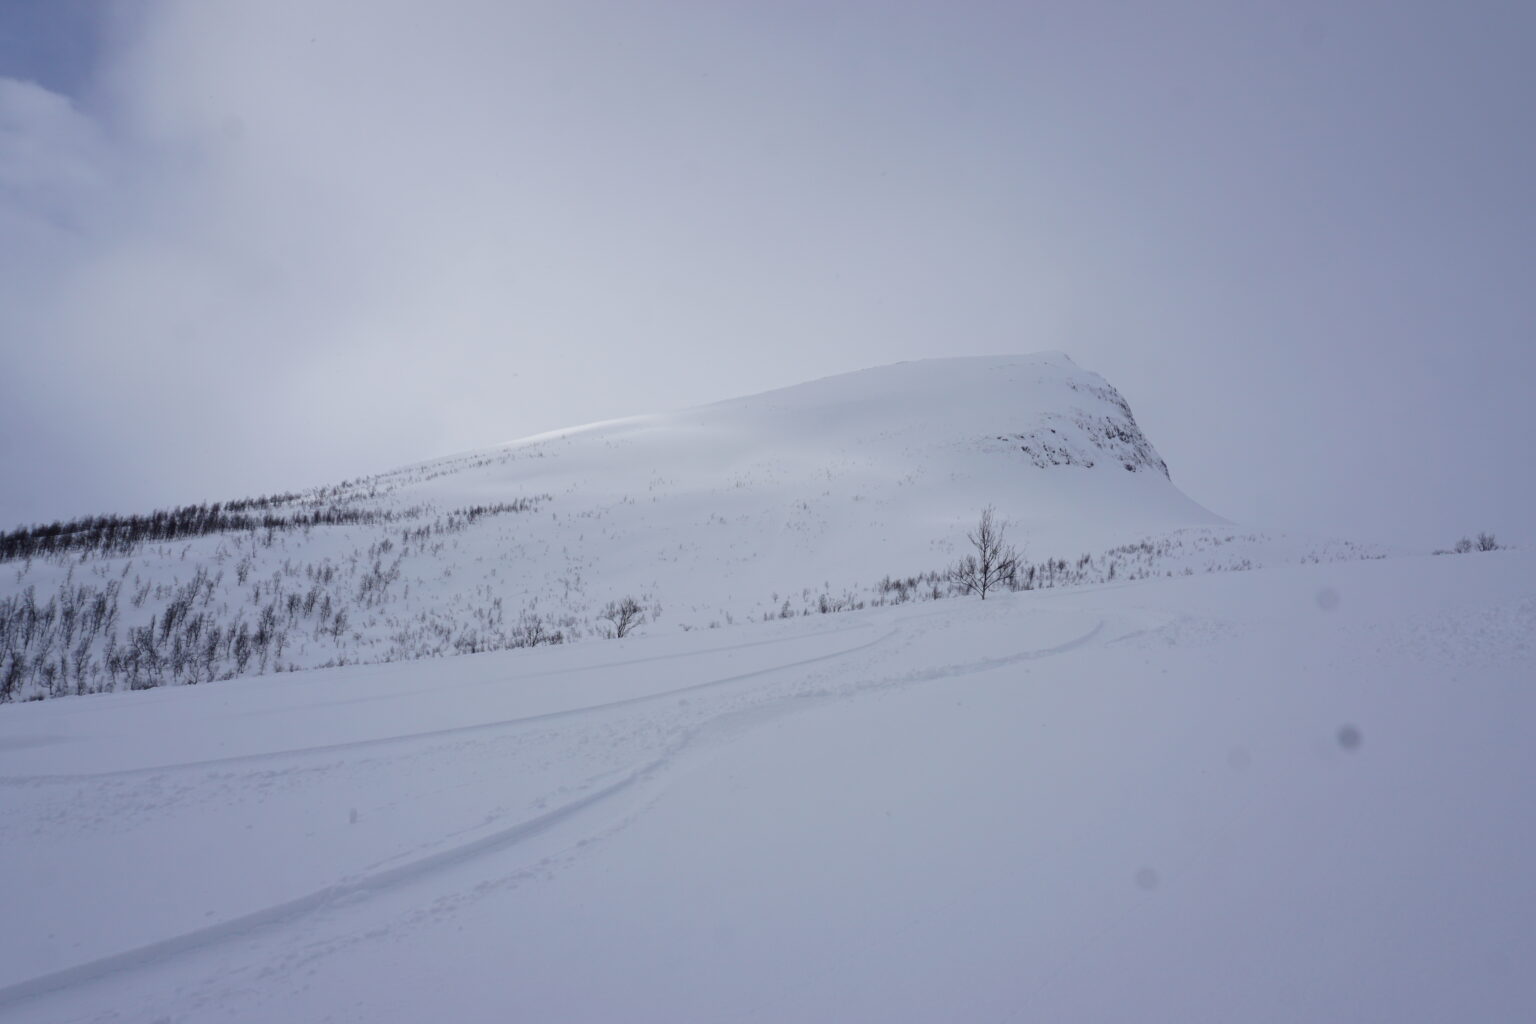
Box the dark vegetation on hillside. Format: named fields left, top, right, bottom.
left=0, top=498, right=538, bottom=562
left=1, top=496, right=549, bottom=702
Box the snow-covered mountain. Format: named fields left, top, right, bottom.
left=385, top=351, right=1225, bottom=613
left=1, top=354, right=1381, bottom=700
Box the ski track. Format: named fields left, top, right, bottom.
left=228, top=620, right=885, bottom=720
left=0, top=610, right=1108, bottom=1015
left=0, top=622, right=892, bottom=786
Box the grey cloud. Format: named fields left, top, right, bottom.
left=0, top=1, right=1532, bottom=549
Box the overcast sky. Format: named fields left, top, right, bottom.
left=2, top=1, right=1532, bottom=549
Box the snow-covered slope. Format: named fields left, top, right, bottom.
left=3, top=354, right=1381, bottom=701
left=398, top=352, right=1222, bottom=611
left=2, top=550, right=1531, bottom=1021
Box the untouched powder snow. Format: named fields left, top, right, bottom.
left=1, top=549, right=1532, bottom=1021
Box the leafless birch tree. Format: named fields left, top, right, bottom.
left=948, top=506, right=1019, bottom=599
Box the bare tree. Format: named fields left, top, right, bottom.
left=509, top=609, right=562, bottom=648
left=948, top=506, right=1020, bottom=599
left=1476, top=531, right=1500, bottom=552
left=600, top=596, right=646, bottom=638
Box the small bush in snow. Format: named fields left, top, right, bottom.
left=1443, top=533, right=1500, bottom=555
left=599, top=596, right=646, bottom=639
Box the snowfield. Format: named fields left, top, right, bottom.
left=2, top=549, right=1532, bottom=1022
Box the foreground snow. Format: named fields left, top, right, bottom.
left=1, top=551, right=1532, bottom=1021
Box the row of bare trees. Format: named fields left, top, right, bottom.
left=1440, top=532, right=1500, bottom=554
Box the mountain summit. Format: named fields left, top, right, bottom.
left=464, top=352, right=1212, bottom=552
left=364, top=353, right=1220, bottom=613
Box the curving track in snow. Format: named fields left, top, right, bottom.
left=6, top=553, right=1536, bottom=1023
left=0, top=600, right=1110, bottom=1014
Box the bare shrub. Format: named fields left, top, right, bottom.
left=599, top=596, right=646, bottom=639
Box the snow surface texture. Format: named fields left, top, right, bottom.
left=2, top=354, right=1390, bottom=701
left=1, top=550, right=1532, bottom=1021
